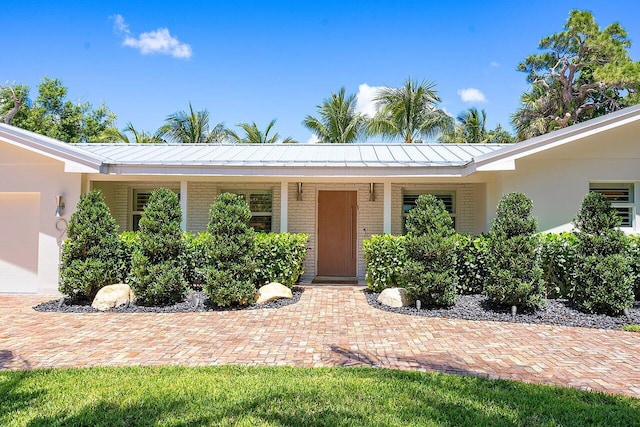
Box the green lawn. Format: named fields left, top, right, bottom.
left=1, top=366, right=638, bottom=426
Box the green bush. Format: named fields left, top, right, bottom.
left=182, top=232, right=214, bottom=290
left=363, top=234, right=406, bottom=292
left=539, top=232, right=578, bottom=299
left=572, top=192, right=634, bottom=314
left=202, top=193, right=257, bottom=307
left=484, top=193, right=545, bottom=310
left=119, top=231, right=138, bottom=278
left=402, top=195, right=458, bottom=307
left=626, top=234, right=640, bottom=300
left=59, top=190, right=123, bottom=301
left=255, top=232, right=308, bottom=288
left=129, top=188, right=188, bottom=305
left=572, top=254, right=634, bottom=315
left=454, top=234, right=490, bottom=295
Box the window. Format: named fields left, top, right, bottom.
left=132, top=189, right=180, bottom=231
left=224, top=190, right=273, bottom=232
left=589, top=183, right=634, bottom=227
left=402, top=192, right=456, bottom=233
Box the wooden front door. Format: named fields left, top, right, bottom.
left=317, top=191, right=357, bottom=277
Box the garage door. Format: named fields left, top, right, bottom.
left=0, top=193, right=40, bottom=293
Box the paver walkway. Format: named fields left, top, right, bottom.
left=1, top=286, right=639, bottom=398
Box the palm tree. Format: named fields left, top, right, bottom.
left=367, top=79, right=453, bottom=143
left=226, top=119, right=295, bottom=144
left=105, top=122, right=164, bottom=144
left=158, top=102, right=226, bottom=144
left=302, top=88, right=366, bottom=143
left=457, top=107, right=487, bottom=144
left=511, top=82, right=564, bottom=141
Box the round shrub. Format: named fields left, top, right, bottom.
left=402, top=195, right=458, bottom=307
left=255, top=232, right=309, bottom=288
left=484, top=193, right=545, bottom=310
left=129, top=188, right=187, bottom=305
left=454, top=233, right=489, bottom=295
left=202, top=193, right=257, bottom=307
left=59, top=190, right=123, bottom=301
left=363, top=234, right=406, bottom=293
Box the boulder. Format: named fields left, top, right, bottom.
left=92, top=283, right=136, bottom=311
left=377, top=287, right=414, bottom=308
left=255, top=282, right=292, bottom=304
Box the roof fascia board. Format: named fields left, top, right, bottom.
left=473, top=105, right=640, bottom=170
left=0, top=124, right=103, bottom=172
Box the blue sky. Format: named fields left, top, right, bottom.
left=3, top=1, right=640, bottom=143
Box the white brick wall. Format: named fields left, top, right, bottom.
left=391, top=183, right=479, bottom=235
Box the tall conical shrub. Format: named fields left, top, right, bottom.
left=402, top=194, right=458, bottom=307
left=484, top=193, right=545, bottom=310
left=129, top=188, right=187, bottom=305
left=572, top=192, right=633, bottom=315
left=59, top=190, right=123, bottom=300
left=202, top=192, right=257, bottom=307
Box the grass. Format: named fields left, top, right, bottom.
left=622, top=324, right=640, bottom=332
left=1, top=366, right=639, bottom=426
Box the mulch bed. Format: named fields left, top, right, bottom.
left=33, top=287, right=304, bottom=313
left=365, top=290, right=640, bottom=330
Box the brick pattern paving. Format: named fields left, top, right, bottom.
left=1, top=287, right=639, bottom=398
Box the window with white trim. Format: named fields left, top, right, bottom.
left=224, top=190, right=273, bottom=232
left=402, top=192, right=456, bottom=233
left=132, top=189, right=180, bottom=231
left=589, top=183, right=634, bottom=227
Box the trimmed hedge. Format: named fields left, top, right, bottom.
left=363, top=234, right=406, bottom=292
left=539, top=232, right=578, bottom=299
left=255, top=232, right=309, bottom=288
left=455, top=234, right=490, bottom=295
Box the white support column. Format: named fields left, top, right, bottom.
left=280, top=181, right=289, bottom=232
left=634, top=182, right=640, bottom=232
left=180, top=180, right=188, bottom=231
left=383, top=181, right=392, bottom=234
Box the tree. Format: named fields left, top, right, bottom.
left=226, top=119, right=295, bottom=143
left=512, top=10, right=640, bottom=140
left=158, top=102, right=226, bottom=143
left=367, top=78, right=453, bottom=143
left=302, top=87, right=367, bottom=143
left=439, top=108, right=515, bottom=144
left=1, top=78, right=118, bottom=142
left=104, top=122, right=165, bottom=144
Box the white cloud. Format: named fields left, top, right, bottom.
left=355, top=83, right=384, bottom=118
left=457, top=88, right=487, bottom=103
left=490, top=61, right=500, bottom=67
left=111, top=14, right=192, bottom=59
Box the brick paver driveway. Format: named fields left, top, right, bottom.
left=1, top=286, right=639, bottom=398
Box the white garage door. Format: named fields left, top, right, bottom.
left=0, top=193, right=40, bottom=293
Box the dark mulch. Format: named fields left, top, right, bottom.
left=365, top=290, right=640, bottom=330
left=34, top=287, right=304, bottom=313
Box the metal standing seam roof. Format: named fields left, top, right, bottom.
left=73, top=143, right=508, bottom=168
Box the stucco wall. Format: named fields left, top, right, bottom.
left=0, top=141, right=82, bottom=294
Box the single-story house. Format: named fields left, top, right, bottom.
left=2, top=105, right=640, bottom=294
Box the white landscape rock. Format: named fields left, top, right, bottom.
left=377, top=287, right=414, bottom=308
left=255, top=282, right=293, bottom=304
left=91, top=283, right=136, bottom=311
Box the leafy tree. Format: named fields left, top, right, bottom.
left=1, top=78, right=118, bottom=142
left=201, top=193, right=257, bottom=306
left=226, top=119, right=295, bottom=143
left=129, top=188, right=188, bottom=305
left=367, top=79, right=453, bottom=143
left=302, top=87, right=367, bottom=143
left=440, top=108, right=514, bottom=144
left=104, top=122, right=165, bottom=144
left=484, top=193, right=546, bottom=311
left=59, top=190, right=124, bottom=300
left=402, top=195, right=458, bottom=307
left=158, top=102, right=226, bottom=143
left=512, top=10, right=640, bottom=140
